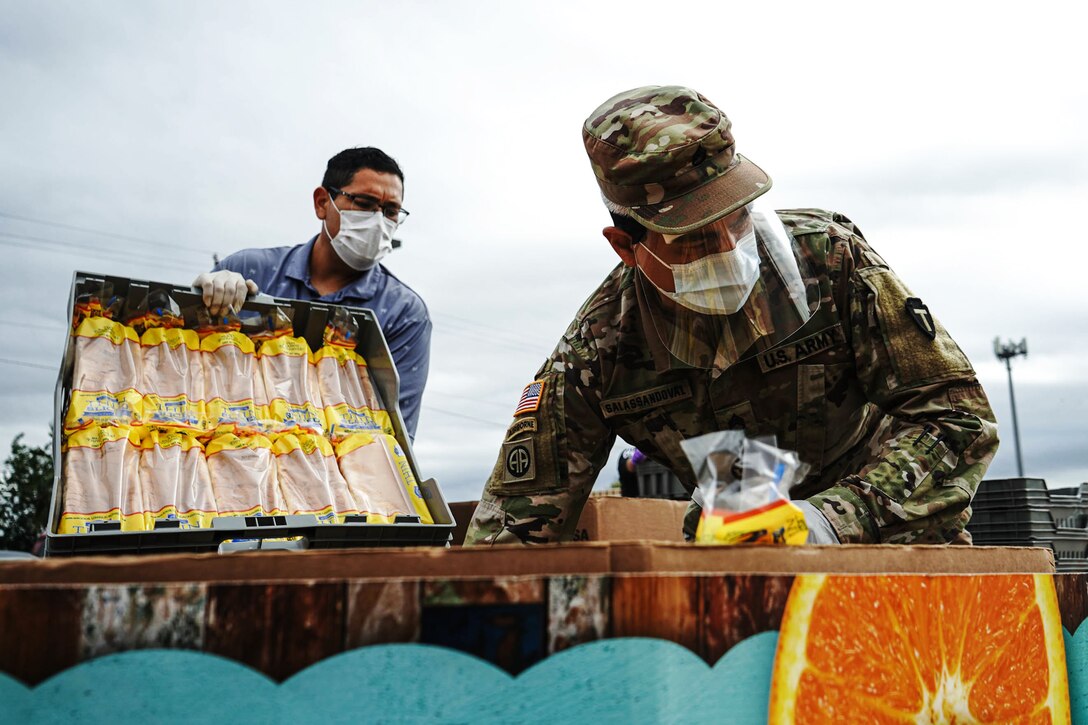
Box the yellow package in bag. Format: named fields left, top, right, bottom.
left=696, top=498, right=808, bottom=545
left=682, top=431, right=810, bottom=546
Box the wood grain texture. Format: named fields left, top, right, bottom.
left=0, top=586, right=84, bottom=685
left=1055, top=574, right=1088, bottom=635
left=204, top=582, right=346, bottom=681
left=610, top=575, right=702, bottom=653
left=699, top=574, right=794, bottom=663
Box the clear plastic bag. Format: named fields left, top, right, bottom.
left=680, top=431, right=810, bottom=545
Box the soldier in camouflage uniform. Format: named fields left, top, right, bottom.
left=465, top=86, right=998, bottom=546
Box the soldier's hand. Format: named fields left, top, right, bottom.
left=192, top=271, right=259, bottom=316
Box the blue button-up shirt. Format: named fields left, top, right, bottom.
left=214, top=237, right=431, bottom=439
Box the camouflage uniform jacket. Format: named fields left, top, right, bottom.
left=465, top=209, right=999, bottom=545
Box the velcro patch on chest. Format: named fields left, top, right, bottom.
left=600, top=381, right=692, bottom=419
left=502, top=438, right=536, bottom=483
left=757, top=324, right=846, bottom=373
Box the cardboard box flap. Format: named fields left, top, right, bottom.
left=609, top=542, right=1055, bottom=574
left=0, top=542, right=614, bottom=585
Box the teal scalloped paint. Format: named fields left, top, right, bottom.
left=1, top=635, right=780, bottom=724
left=22, top=650, right=280, bottom=724
left=281, top=644, right=514, bottom=722
left=0, top=671, right=33, bottom=723
left=1066, top=626, right=1088, bottom=724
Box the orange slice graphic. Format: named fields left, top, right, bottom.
left=768, top=574, right=1070, bottom=724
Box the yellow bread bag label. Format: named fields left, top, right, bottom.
left=139, top=429, right=217, bottom=529
left=141, top=326, right=199, bottom=351
left=259, top=335, right=313, bottom=359
left=141, top=393, right=205, bottom=431
left=324, top=403, right=392, bottom=440
left=200, top=331, right=255, bottom=355
left=696, top=499, right=809, bottom=546
left=65, top=389, right=143, bottom=432
left=75, top=316, right=139, bottom=345
left=204, top=399, right=268, bottom=435
left=267, top=399, right=327, bottom=436
left=60, top=425, right=147, bottom=534
left=314, top=343, right=365, bottom=367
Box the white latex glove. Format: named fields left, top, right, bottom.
left=796, top=499, right=841, bottom=544
left=192, top=271, right=258, bottom=316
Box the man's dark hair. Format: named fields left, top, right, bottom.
left=322, top=147, right=404, bottom=189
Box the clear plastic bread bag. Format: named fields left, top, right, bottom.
left=680, top=431, right=810, bottom=545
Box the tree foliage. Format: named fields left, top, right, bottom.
left=0, top=434, right=54, bottom=552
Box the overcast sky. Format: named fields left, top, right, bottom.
left=1, top=0, right=1086, bottom=504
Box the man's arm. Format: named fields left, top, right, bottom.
left=808, top=231, right=999, bottom=544
left=465, top=330, right=615, bottom=545
left=383, top=308, right=431, bottom=440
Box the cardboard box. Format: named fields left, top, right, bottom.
left=448, top=496, right=689, bottom=546
left=573, top=496, right=688, bottom=542
left=608, top=541, right=1055, bottom=574
left=0, top=540, right=1053, bottom=585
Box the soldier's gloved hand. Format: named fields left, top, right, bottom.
left=796, top=500, right=841, bottom=545
left=192, top=271, right=258, bottom=316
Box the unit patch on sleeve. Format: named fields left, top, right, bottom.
left=506, top=417, right=538, bottom=439
left=502, top=438, right=536, bottom=483
left=514, top=380, right=545, bottom=416
left=600, top=381, right=692, bottom=419
left=905, top=297, right=937, bottom=340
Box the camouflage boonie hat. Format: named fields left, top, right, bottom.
left=583, top=85, right=772, bottom=234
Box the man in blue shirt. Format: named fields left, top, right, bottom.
left=193, top=147, right=431, bottom=439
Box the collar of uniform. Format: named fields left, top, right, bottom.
left=285, top=236, right=381, bottom=302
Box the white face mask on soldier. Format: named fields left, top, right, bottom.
left=641, top=229, right=761, bottom=315
left=324, top=202, right=397, bottom=271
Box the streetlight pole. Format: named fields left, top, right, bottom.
left=993, top=338, right=1028, bottom=477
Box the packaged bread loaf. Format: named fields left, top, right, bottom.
left=65, top=291, right=142, bottom=432
left=59, top=424, right=145, bottom=533
left=335, top=432, right=432, bottom=524
left=315, top=309, right=392, bottom=441
left=139, top=428, right=217, bottom=529
left=256, top=307, right=326, bottom=436
left=133, top=291, right=204, bottom=432
left=272, top=431, right=356, bottom=523
left=205, top=432, right=282, bottom=517
left=200, top=311, right=268, bottom=435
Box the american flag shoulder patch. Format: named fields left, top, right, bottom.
left=514, top=380, right=545, bottom=416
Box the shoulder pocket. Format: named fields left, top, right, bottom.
left=857, top=267, right=973, bottom=388
left=485, top=373, right=567, bottom=497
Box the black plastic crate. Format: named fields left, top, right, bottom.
left=45, top=271, right=455, bottom=556
left=634, top=460, right=690, bottom=500
left=975, top=477, right=1049, bottom=495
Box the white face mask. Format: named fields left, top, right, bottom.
left=641, top=230, right=761, bottom=315
left=324, top=202, right=397, bottom=271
